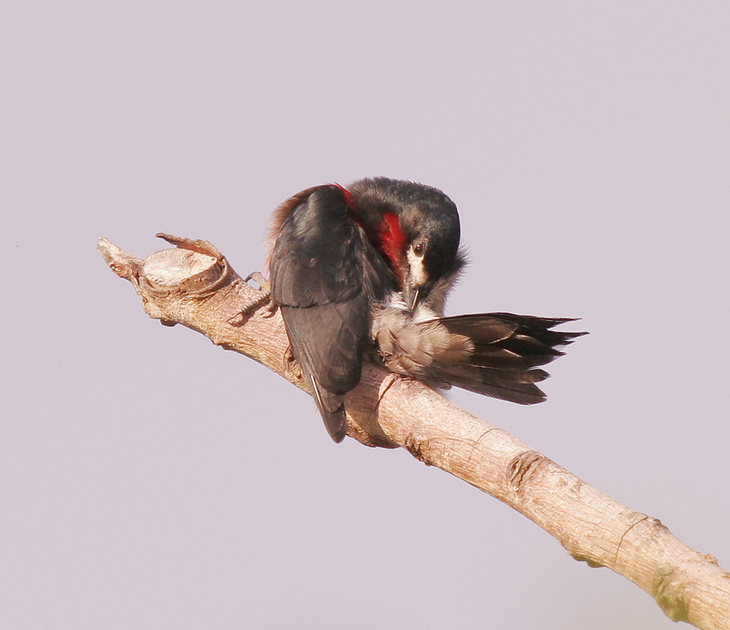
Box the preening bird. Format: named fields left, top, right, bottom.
left=267, top=177, right=584, bottom=442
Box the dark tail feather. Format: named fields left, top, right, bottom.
left=438, top=365, right=550, bottom=404
left=434, top=313, right=585, bottom=404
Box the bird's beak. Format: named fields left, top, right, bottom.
left=404, top=285, right=420, bottom=311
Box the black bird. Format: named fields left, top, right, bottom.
left=267, top=177, right=584, bottom=442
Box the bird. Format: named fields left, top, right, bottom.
left=266, top=177, right=585, bottom=442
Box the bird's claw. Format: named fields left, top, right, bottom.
left=229, top=271, right=276, bottom=325
left=245, top=271, right=271, bottom=293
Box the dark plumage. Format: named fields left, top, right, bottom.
left=268, top=177, right=585, bottom=442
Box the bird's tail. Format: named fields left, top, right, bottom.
left=428, top=313, right=586, bottom=404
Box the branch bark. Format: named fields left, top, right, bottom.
left=98, top=234, right=730, bottom=629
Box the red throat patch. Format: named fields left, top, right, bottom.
left=378, top=212, right=406, bottom=285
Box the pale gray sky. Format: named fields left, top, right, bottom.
left=2, top=2, right=729, bottom=628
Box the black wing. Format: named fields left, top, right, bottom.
left=269, top=185, right=388, bottom=442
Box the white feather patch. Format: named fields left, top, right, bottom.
left=406, top=248, right=428, bottom=288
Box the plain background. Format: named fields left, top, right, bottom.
left=2, top=2, right=729, bottom=628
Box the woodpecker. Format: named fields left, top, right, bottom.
left=267, top=177, right=584, bottom=442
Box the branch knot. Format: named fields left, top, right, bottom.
left=508, top=450, right=547, bottom=492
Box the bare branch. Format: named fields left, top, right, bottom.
left=98, top=235, right=730, bottom=629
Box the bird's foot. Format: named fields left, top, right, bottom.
left=229, top=271, right=276, bottom=324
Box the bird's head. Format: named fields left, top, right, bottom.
left=350, top=177, right=464, bottom=313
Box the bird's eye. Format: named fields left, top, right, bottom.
left=412, top=242, right=426, bottom=257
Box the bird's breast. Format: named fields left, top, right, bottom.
left=370, top=299, right=474, bottom=379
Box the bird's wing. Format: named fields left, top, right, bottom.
left=269, top=185, right=387, bottom=442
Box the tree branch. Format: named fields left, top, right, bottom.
left=98, top=234, right=730, bottom=630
